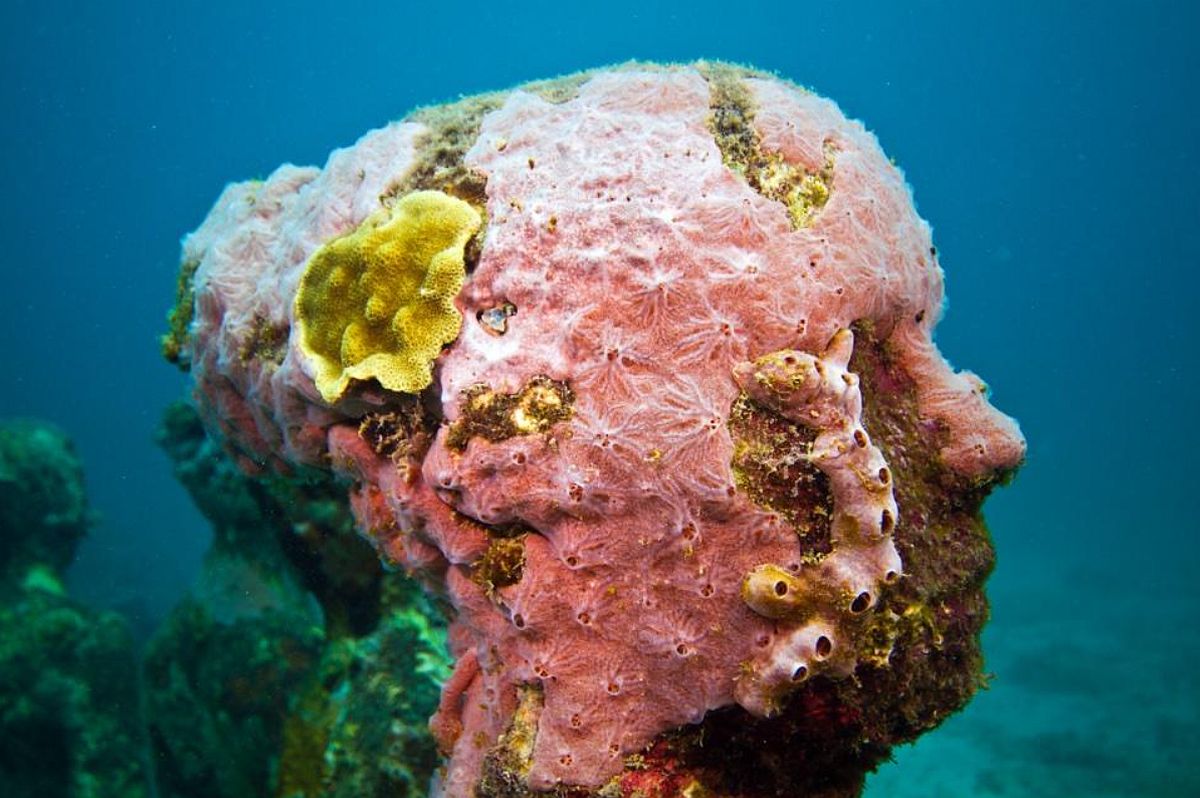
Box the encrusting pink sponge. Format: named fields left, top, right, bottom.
left=171, top=62, right=1024, bottom=796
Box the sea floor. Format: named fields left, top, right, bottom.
left=865, top=561, right=1200, bottom=797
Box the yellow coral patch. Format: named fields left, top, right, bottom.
left=294, top=190, right=482, bottom=403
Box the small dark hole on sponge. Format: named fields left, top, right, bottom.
left=850, top=592, right=871, bottom=613
left=774, top=580, right=789, bottom=596
left=815, top=635, right=833, bottom=658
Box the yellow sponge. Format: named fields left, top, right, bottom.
left=294, top=190, right=481, bottom=403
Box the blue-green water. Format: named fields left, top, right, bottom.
left=1, top=1, right=1196, bottom=794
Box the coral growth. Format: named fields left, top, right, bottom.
left=295, top=190, right=482, bottom=403
left=0, top=420, right=149, bottom=798
left=147, top=402, right=448, bottom=798
left=0, top=421, right=92, bottom=583
left=167, top=62, right=1024, bottom=795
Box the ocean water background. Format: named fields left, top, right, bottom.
left=1, top=1, right=1196, bottom=795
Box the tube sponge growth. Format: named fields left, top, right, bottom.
left=294, top=190, right=481, bottom=403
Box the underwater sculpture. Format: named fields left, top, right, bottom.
left=0, top=420, right=149, bottom=798
left=147, top=402, right=447, bottom=798
left=165, top=61, right=1024, bottom=796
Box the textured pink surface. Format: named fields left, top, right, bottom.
left=180, top=65, right=1025, bottom=793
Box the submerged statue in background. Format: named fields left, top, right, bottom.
left=0, top=420, right=149, bottom=798
left=147, top=401, right=448, bottom=798
left=163, top=61, right=1024, bottom=796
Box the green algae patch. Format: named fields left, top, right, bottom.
left=728, top=393, right=833, bottom=559
left=472, top=533, right=527, bottom=594
left=237, top=314, right=289, bottom=366
left=446, top=375, right=574, bottom=452
left=161, top=255, right=200, bottom=370
left=396, top=95, right=504, bottom=210
left=478, top=684, right=543, bottom=792
left=358, top=397, right=437, bottom=463
left=701, top=62, right=834, bottom=229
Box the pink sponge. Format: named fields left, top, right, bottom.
left=174, top=63, right=1024, bottom=795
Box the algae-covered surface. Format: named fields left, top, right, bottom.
left=867, top=565, right=1200, bottom=797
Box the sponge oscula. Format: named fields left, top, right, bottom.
left=295, top=190, right=481, bottom=403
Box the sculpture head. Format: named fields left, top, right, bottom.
left=172, top=62, right=1024, bottom=796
